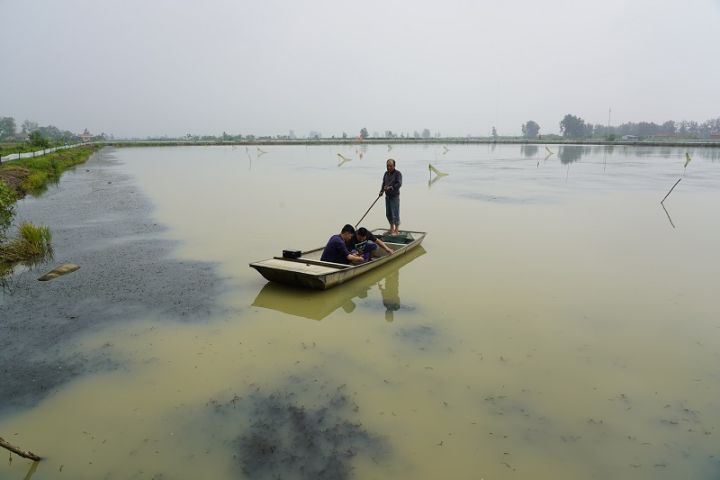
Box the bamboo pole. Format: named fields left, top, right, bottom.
left=661, top=178, right=681, bottom=204
left=0, top=436, right=42, bottom=461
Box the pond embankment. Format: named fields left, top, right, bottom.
left=0, top=145, right=98, bottom=200
left=100, top=138, right=720, bottom=148
left=0, top=146, right=98, bottom=272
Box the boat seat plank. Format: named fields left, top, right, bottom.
left=252, top=258, right=340, bottom=275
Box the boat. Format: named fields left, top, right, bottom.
left=252, top=246, right=426, bottom=319
left=249, top=229, right=426, bottom=290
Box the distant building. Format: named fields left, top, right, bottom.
left=648, top=133, right=676, bottom=140
left=79, top=128, right=93, bottom=143
left=621, top=135, right=638, bottom=140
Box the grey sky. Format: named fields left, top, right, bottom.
left=1, top=0, right=718, bottom=138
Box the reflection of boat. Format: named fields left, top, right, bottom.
left=252, top=246, right=426, bottom=320
left=249, top=229, right=426, bottom=290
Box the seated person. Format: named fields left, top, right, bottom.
left=321, top=224, right=364, bottom=264
left=352, top=237, right=377, bottom=262
left=347, top=227, right=394, bottom=260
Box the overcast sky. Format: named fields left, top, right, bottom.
left=1, top=0, right=718, bottom=138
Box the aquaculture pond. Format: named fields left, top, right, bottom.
left=1, top=143, right=719, bottom=479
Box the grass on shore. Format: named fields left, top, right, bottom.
left=0, top=180, right=16, bottom=235
left=0, top=145, right=97, bottom=196
left=0, top=222, right=53, bottom=276
left=0, top=145, right=95, bottom=276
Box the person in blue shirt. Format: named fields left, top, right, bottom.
left=321, top=224, right=364, bottom=264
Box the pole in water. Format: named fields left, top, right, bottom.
left=661, top=178, right=682, bottom=204
left=0, top=436, right=42, bottom=461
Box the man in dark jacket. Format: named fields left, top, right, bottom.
left=379, top=158, right=402, bottom=235
left=321, top=224, right=364, bottom=264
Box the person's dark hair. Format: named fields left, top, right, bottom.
left=341, top=224, right=355, bottom=234
left=387, top=158, right=396, bottom=166
left=357, top=227, right=369, bottom=237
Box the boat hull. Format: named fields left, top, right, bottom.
left=250, top=230, right=426, bottom=290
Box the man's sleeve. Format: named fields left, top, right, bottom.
left=338, top=238, right=351, bottom=257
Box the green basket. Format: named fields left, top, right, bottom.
left=381, top=232, right=413, bottom=244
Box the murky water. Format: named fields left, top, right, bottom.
left=2, top=144, right=720, bottom=479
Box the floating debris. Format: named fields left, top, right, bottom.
left=37, top=263, right=80, bottom=281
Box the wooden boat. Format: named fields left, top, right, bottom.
left=252, top=246, right=426, bottom=319
left=249, top=229, right=426, bottom=290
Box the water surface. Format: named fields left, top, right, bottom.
left=2, top=144, right=719, bottom=479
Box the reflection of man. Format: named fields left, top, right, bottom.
left=379, top=270, right=401, bottom=321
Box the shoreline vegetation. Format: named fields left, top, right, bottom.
left=100, top=138, right=720, bottom=148
left=0, top=145, right=97, bottom=277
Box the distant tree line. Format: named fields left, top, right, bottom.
left=521, top=115, right=720, bottom=140
left=360, top=128, right=438, bottom=139
left=0, top=116, right=86, bottom=145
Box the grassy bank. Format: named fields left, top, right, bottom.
left=0, top=222, right=53, bottom=277
left=0, top=145, right=97, bottom=275
left=0, top=145, right=97, bottom=197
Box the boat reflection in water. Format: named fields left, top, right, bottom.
left=252, top=246, right=426, bottom=321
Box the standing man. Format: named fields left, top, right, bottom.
left=379, top=158, right=402, bottom=235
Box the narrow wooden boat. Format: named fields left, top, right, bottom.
left=249, top=229, right=426, bottom=290
left=252, top=246, right=426, bottom=319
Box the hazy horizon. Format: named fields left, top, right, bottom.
left=2, top=0, right=719, bottom=138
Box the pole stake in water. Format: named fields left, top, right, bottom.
left=661, top=178, right=681, bottom=204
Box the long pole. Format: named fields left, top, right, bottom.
left=0, top=436, right=41, bottom=461
left=355, top=194, right=382, bottom=228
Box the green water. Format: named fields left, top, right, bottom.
left=2, top=144, right=719, bottom=479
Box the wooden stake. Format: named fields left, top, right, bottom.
left=661, top=178, right=682, bottom=204
left=0, top=436, right=42, bottom=461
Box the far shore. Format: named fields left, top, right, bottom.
left=100, top=138, right=720, bottom=149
